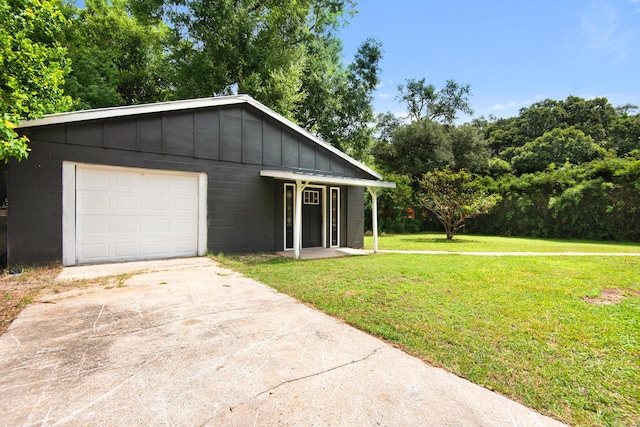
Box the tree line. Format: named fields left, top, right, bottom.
left=371, top=92, right=640, bottom=242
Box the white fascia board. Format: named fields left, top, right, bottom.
left=260, top=169, right=396, bottom=188
left=17, top=95, right=250, bottom=128
left=18, top=94, right=383, bottom=180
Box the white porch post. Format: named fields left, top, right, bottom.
left=368, top=186, right=379, bottom=253
left=294, top=180, right=308, bottom=260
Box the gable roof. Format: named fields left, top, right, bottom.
left=18, top=95, right=382, bottom=180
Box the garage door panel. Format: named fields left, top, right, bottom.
left=146, top=242, right=170, bottom=256
left=145, top=219, right=170, bottom=232
left=74, top=165, right=202, bottom=265
left=77, top=192, right=110, bottom=211
left=170, top=219, right=197, bottom=233
left=171, top=240, right=198, bottom=253
left=115, top=195, right=142, bottom=211
left=145, top=197, right=170, bottom=211
left=114, top=242, right=141, bottom=259
left=80, top=243, right=110, bottom=260
left=144, top=174, right=170, bottom=189
left=115, top=218, right=141, bottom=234
left=113, top=171, right=141, bottom=190
left=171, top=201, right=198, bottom=213
left=170, top=175, right=198, bottom=190
left=77, top=168, right=110, bottom=189
left=77, top=218, right=110, bottom=236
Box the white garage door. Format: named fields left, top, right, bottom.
left=63, top=163, right=207, bottom=265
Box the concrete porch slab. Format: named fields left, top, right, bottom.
left=277, top=247, right=369, bottom=260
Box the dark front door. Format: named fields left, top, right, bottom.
left=302, top=189, right=322, bottom=247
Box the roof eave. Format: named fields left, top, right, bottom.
left=17, top=95, right=383, bottom=180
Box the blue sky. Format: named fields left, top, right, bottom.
left=339, top=0, right=640, bottom=122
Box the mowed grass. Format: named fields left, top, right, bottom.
left=364, top=232, right=640, bottom=253
left=219, top=253, right=640, bottom=426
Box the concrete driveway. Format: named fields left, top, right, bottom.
left=0, top=258, right=565, bottom=426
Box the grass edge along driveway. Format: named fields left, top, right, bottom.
left=218, top=249, right=640, bottom=427
left=363, top=232, right=640, bottom=253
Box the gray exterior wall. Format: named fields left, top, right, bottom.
left=9, top=103, right=373, bottom=265
left=346, top=186, right=365, bottom=248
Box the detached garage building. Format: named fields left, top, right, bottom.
left=10, top=95, right=394, bottom=266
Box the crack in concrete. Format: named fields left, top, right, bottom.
left=247, top=344, right=387, bottom=403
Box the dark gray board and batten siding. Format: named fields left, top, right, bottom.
left=9, top=104, right=370, bottom=265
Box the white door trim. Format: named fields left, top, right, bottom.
left=285, top=183, right=327, bottom=252
left=330, top=187, right=340, bottom=248
left=62, top=162, right=77, bottom=266
left=284, top=183, right=295, bottom=251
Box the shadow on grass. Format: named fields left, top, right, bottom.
left=219, top=253, right=293, bottom=266
left=398, top=237, right=482, bottom=245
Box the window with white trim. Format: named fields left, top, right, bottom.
left=303, top=190, right=320, bottom=205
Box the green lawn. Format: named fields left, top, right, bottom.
left=364, top=232, right=640, bottom=253
left=218, top=252, right=640, bottom=427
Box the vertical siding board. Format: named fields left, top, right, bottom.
left=104, top=118, right=137, bottom=150
left=331, top=157, right=345, bottom=174
left=67, top=121, right=103, bottom=147
left=25, top=125, right=66, bottom=143
left=164, top=112, right=195, bottom=157
left=220, top=107, right=242, bottom=162
left=243, top=110, right=263, bottom=165
left=194, top=113, right=200, bottom=158
left=282, top=131, right=299, bottom=168
left=345, top=186, right=364, bottom=248
left=315, top=150, right=331, bottom=172
left=299, top=140, right=315, bottom=170
left=195, top=109, right=221, bottom=160
left=137, top=115, right=162, bottom=153
left=161, top=114, right=167, bottom=153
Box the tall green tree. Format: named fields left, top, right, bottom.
left=372, top=119, right=453, bottom=177
left=0, top=0, right=71, bottom=161
left=105, top=0, right=381, bottom=159
left=396, top=78, right=473, bottom=124
left=450, top=124, right=490, bottom=173
left=485, top=96, right=622, bottom=158
left=63, top=0, right=172, bottom=109
left=607, top=113, right=640, bottom=158
left=305, top=38, right=382, bottom=158
left=509, top=127, right=607, bottom=173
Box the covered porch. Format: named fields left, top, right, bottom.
left=261, top=170, right=396, bottom=260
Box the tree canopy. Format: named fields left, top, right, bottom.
left=396, top=78, right=473, bottom=124
left=0, top=0, right=71, bottom=161
left=62, top=0, right=171, bottom=110
left=60, top=0, right=381, bottom=159
left=417, top=168, right=500, bottom=240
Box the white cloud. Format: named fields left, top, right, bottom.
left=628, top=0, right=640, bottom=12
left=375, top=80, right=395, bottom=91
left=492, top=102, right=518, bottom=111
left=377, top=92, right=394, bottom=99
left=492, top=98, right=536, bottom=111
left=579, top=2, right=633, bottom=61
